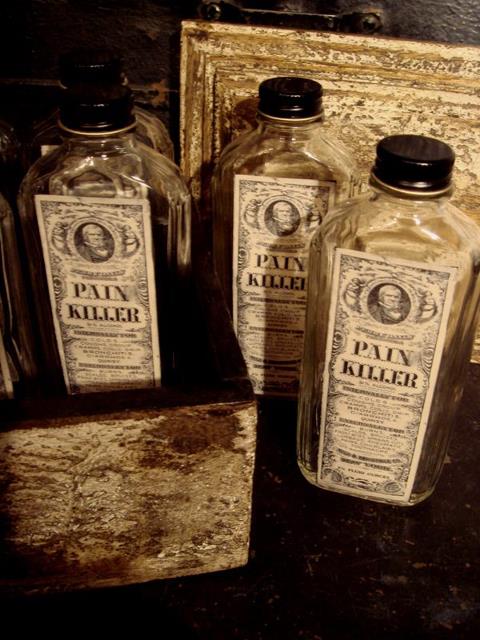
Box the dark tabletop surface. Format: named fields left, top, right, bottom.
left=2, top=365, right=480, bottom=639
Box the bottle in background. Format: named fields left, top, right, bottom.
left=28, top=48, right=174, bottom=164
left=18, top=77, right=191, bottom=395
left=211, top=76, right=358, bottom=398
left=0, top=191, right=38, bottom=397
left=297, top=134, right=480, bottom=505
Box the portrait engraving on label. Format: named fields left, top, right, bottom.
left=35, top=195, right=160, bottom=394
left=319, top=249, right=457, bottom=502
left=233, top=174, right=334, bottom=396
left=0, top=332, right=13, bottom=399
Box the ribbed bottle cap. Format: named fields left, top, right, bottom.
left=258, top=77, right=323, bottom=119
left=59, top=84, right=135, bottom=133
left=59, top=49, right=124, bottom=87
left=371, top=134, right=455, bottom=193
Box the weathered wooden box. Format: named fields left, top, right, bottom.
left=0, top=226, right=256, bottom=592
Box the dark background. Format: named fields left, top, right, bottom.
left=0, top=0, right=479, bottom=147
left=1, top=1, right=479, bottom=82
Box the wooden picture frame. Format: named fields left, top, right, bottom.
left=180, top=19, right=480, bottom=358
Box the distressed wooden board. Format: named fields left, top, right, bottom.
left=180, top=19, right=480, bottom=359
left=0, top=400, right=256, bottom=592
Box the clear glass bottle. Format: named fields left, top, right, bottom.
left=298, top=134, right=480, bottom=506
left=0, top=191, right=38, bottom=397
left=18, top=80, right=191, bottom=395
left=28, top=48, right=174, bottom=164
left=211, top=76, right=359, bottom=398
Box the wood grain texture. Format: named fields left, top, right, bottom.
left=0, top=400, right=256, bottom=592
left=180, top=19, right=480, bottom=358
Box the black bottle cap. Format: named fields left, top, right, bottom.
left=59, top=49, right=124, bottom=87
left=59, top=84, right=135, bottom=133
left=258, top=77, right=323, bottom=119
left=371, top=134, right=455, bottom=193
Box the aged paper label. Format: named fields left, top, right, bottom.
left=318, top=248, right=457, bottom=502
left=233, top=174, right=335, bottom=396
left=35, top=195, right=161, bottom=394
left=40, top=144, right=59, bottom=156
left=0, top=332, right=13, bottom=399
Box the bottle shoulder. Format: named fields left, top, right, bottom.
left=19, top=138, right=189, bottom=201
left=30, top=107, right=174, bottom=159
left=215, top=126, right=357, bottom=183
left=133, top=106, right=174, bottom=159
left=313, top=191, right=480, bottom=260
left=214, top=128, right=258, bottom=169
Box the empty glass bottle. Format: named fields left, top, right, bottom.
left=297, top=134, right=480, bottom=505
left=18, top=79, right=191, bottom=395
left=211, top=76, right=358, bottom=397
left=28, top=48, right=174, bottom=164
left=0, top=191, right=37, bottom=397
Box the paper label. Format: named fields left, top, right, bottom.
left=35, top=195, right=161, bottom=393
left=318, top=248, right=457, bottom=502
left=40, top=144, right=59, bottom=156
left=233, top=174, right=335, bottom=396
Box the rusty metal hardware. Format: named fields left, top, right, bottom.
left=198, top=1, right=383, bottom=34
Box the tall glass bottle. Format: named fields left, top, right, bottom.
left=298, top=134, right=480, bottom=505
left=0, top=191, right=37, bottom=397
left=18, top=80, right=191, bottom=395
left=211, top=76, right=358, bottom=398
left=28, top=48, right=174, bottom=163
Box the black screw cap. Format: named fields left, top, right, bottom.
left=258, top=77, right=323, bottom=119
left=371, top=134, right=455, bottom=192
left=59, top=84, right=135, bottom=133
left=59, top=49, right=124, bottom=87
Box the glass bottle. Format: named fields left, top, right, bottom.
left=0, top=191, right=38, bottom=397
left=211, top=76, right=358, bottom=398
left=18, top=80, right=191, bottom=395
left=297, top=134, right=480, bottom=506
left=28, top=48, right=174, bottom=164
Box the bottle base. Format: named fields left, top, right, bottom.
left=297, top=461, right=435, bottom=507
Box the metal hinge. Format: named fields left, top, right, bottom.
left=198, top=1, right=383, bottom=35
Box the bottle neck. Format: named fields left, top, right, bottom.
left=59, top=127, right=138, bottom=153
left=256, top=112, right=324, bottom=139
left=369, top=172, right=453, bottom=201
left=370, top=181, right=452, bottom=214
